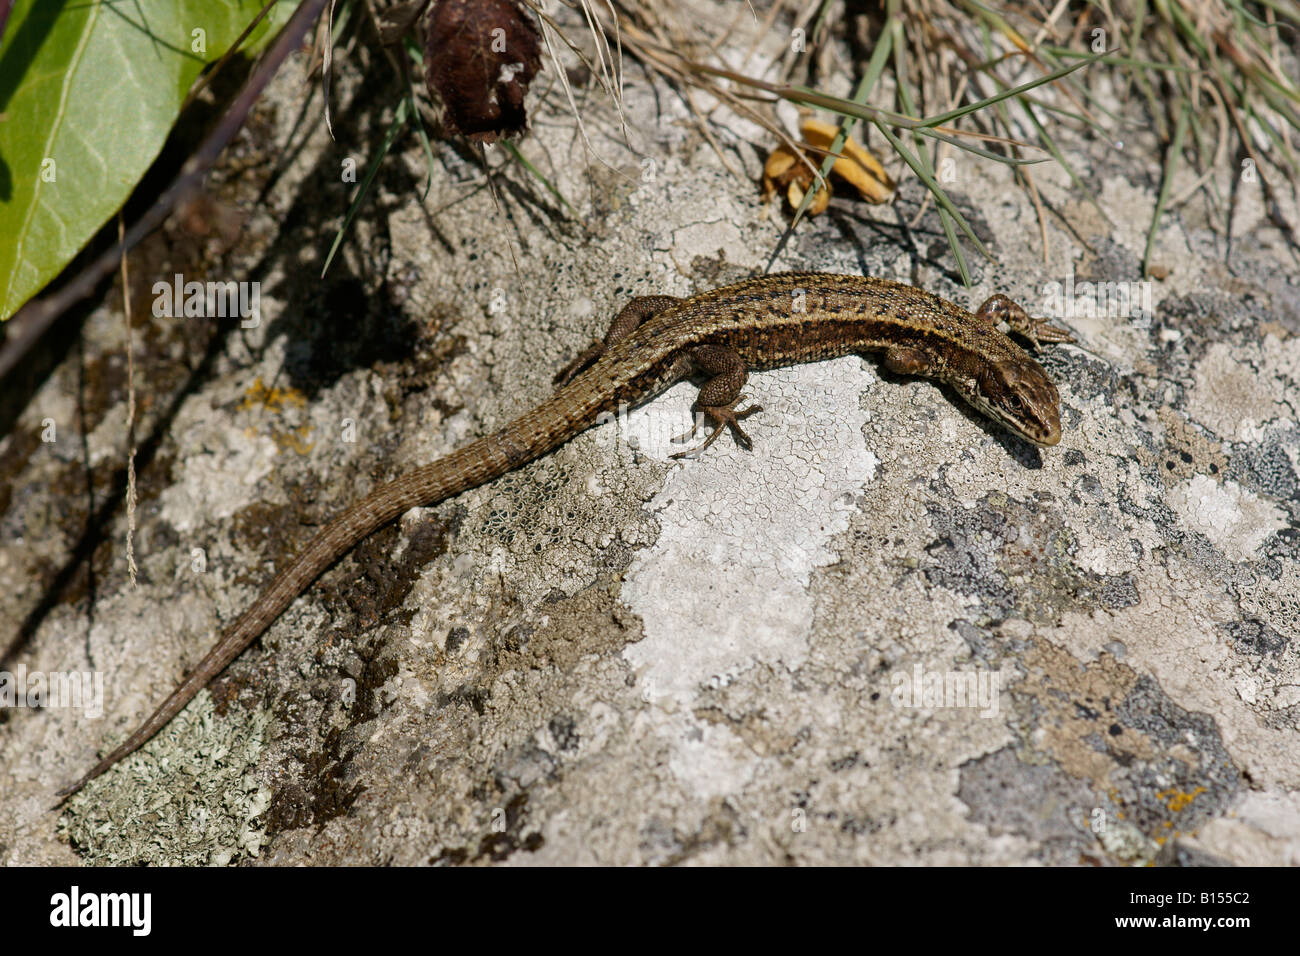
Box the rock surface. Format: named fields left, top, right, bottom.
left=2, top=10, right=1298, bottom=866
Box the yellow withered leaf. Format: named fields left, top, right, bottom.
left=799, top=118, right=895, bottom=203
left=761, top=118, right=895, bottom=215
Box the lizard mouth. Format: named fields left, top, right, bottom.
left=977, top=362, right=1062, bottom=446
left=1024, top=418, right=1062, bottom=446
left=982, top=403, right=1060, bottom=445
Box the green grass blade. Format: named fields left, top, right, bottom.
left=875, top=120, right=989, bottom=272
left=788, top=12, right=894, bottom=227
left=916, top=55, right=1098, bottom=129
left=502, top=140, right=578, bottom=216
left=910, top=127, right=1051, bottom=164
left=1144, top=99, right=1189, bottom=277
left=1040, top=46, right=1195, bottom=72
left=322, top=97, right=409, bottom=277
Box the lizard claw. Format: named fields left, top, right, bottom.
left=670, top=398, right=763, bottom=459
left=974, top=293, right=1074, bottom=349
left=1018, top=316, right=1075, bottom=349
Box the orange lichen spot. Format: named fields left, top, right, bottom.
left=239, top=379, right=315, bottom=455
left=277, top=424, right=316, bottom=456
left=1157, top=787, right=1206, bottom=813
left=244, top=424, right=315, bottom=456
left=239, top=377, right=308, bottom=414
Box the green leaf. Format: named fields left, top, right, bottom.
left=0, top=0, right=293, bottom=320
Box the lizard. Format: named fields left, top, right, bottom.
left=58, top=272, right=1073, bottom=797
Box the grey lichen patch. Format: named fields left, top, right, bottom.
left=1226, top=434, right=1300, bottom=517
left=922, top=490, right=1139, bottom=626
left=59, top=692, right=271, bottom=866
left=1008, top=634, right=1239, bottom=860
left=1112, top=676, right=1239, bottom=832
left=1221, top=619, right=1288, bottom=658
left=957, top=746, right=1098, bottom=864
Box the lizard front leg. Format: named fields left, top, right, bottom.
left=670, top=345, right=763, bottom=459
left=554, top=295, right=682, bottom=386
left=975, top=294, right=1074, bottom=349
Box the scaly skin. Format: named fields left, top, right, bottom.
left=59, top=273, right=1072, bottom=797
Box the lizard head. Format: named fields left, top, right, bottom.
left=971, top=356, right=1062, bottom=446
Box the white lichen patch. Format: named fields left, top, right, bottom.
left=1236, top=561, right=1300, bottom=645
left=668, top=219, right=748, bottom=275
left=1097, top=817, right=1159, bottom=863
left=1187, top=342, right=1286, bottom=443
left=59, top=692, right=271, bottom=866
left=662, top=711, right=759, bottom=800
left=156, top=404, right=279, bottom=531
left=1195, top=790, right=1300, bottom=866
left=1167, top=474, right=1285, bottom=562
left=621, top=356, right=875, bottom=790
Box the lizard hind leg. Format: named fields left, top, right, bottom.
left=553, top=294, right=683, bottom=386
left=974, top=293, right=1074, bottom=349
left=670, top=345, right=763, bottom=459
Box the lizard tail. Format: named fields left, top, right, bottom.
left=56, top=417, right=578, bottom=798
